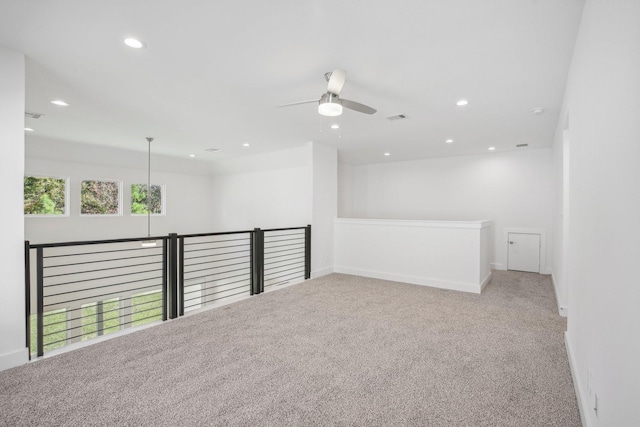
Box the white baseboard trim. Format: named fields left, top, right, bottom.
left=311, top=267, right=333, bottom=279
left=491, top=262, right=506, bottom=270
left=480, top=271, right=492, bottom=291
left=551, top=273, right=568, bottom=317
left=333, top=266, right=482, bottom=294
left=0, top=347, right=29, bottom=372
left=565, top=332, right=590, bottom=427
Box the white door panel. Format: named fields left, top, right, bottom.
left=507, top=233, right=540, bottom=273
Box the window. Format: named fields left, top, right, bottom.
left=81, top=180, right=121, bottom=215
left=29, top=309, right=67, bottom=355
left=81, top=298, right=121, bottom=340
left=24, top=176, right=67, bottom=215
left=131, top=184, right=164, bottom=215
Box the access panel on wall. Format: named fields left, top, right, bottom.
left=507, top=232, right=541, bottom=273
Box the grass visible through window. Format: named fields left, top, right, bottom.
left=30, top=291, right=163, bottom=356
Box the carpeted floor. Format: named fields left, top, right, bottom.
left=0, top=271, right=581, bottom=426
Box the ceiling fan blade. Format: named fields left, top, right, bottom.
left=276, top=99, right=319, bottom=108
left=341, top=99, right=377, bottom=115
left=327, top=68, right=347, bottom=95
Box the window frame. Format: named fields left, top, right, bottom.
left=79, top=178, right=123, bottom=217
left=130, top=183, right=166, bottom=216
left=23, top=175, right=70, bottom=217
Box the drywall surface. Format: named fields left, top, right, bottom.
left=25, top=138, right=215, bottom=243
left=209, top=146, right=312, bottom=231
left=560, top=1, right=640, bottom=425
left=0, top=46, right=28, bottom=370
left=335, top=218, right=493, bottom=293
left=340, top=149, right=553, bottom=272
left=310, top=142, right=337, bottom=277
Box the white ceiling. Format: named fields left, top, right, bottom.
left=0, top=0, right=584, bottom=165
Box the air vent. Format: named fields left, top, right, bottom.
left=516, top=144, right=528, bottom=148
left=25, top=111, right=45, bottom=119
left=386, top=114, right=408, bottom=121
left=204, top=148, right=221, bottom=153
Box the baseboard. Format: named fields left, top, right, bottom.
left=551, top=273, right=568, bottom=317
left=311, top=267, right=333, bottom=279
left=491, top=262, right=505, bottom=270
left=333, top=266, right=482, bottom=294
left=565, top=332, right=590, bottom=427
left=0, top=347, right=29, bottom=372
left=480, top=271, right=492, bottom=291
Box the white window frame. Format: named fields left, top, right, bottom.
left=79, top=178, right=123, bottom=217
left=129, top=183, right=166, bottom=216
left=23, top=175, right=70, bottom=217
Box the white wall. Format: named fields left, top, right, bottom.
left=340, top=149, right=554, bottom=272
left=335, top=218, right=493, bottom=293
left=558, top=1, right=640, bottom=425
left=310, top=142, right=337, bottom=277
left=552, top=125, right=570, bottom=317
left=25, top=137, right=215, bottom=243
left=0, top=46, right=28, bottom=370
left=209, top=146, right=312, bottom=231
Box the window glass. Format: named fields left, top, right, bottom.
left=131, top=184, right=163, bottom=215
left=24, top=176, right=67, bottom=215
left=81, top=180, right=121, bottom=215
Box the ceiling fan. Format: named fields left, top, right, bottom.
left=278, top=69, right=377, bottom=117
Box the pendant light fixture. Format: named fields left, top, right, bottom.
left=141, top=137, right=157, bottom=248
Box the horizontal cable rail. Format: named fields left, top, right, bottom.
left=179, top=232, right=253, bottom=316
left=25, top=225, right=311, bottom=358
left=27, top=237, right=169, bottom=357
left=263, top=228, right=307, bottom=289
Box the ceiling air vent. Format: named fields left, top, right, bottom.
left=516, top=144, right=528, bottom=148
left=204, top=148, right=221, bottom=153
left=386, top=114, right=408, bottom=121
left=25, top=111, right=45, bottom=119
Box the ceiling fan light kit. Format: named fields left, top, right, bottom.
left=318, top=93, right=343, bottom=116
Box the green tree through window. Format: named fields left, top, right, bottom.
left=24, top=176, right=66, bottom=215
left=81, top=180, right=120, bottom=214
left=131, top=184, right=163, bottom=214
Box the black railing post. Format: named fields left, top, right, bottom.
left=250, top=231, right=255, bottom=296
left=258, top=228, right=264, bottom=293
left=179, top=237, right=185, bottom=316
left=252, top=228, right=264, bottom=294
left=162, top=237, right=168, bottom=321
left=36, top=247, right=44, bottom=358
left=24, top=241, right=31, bottom=359
left=305, top=224, right=312, bottom=279
left=169, top=233, right=178, bottom=319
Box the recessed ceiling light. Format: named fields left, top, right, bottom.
left=51, top=100, right=69, bottom=106
left=488, top=147, right=496, bottom=151
left=331, top=124, right=340, bottom=129
left=189, top=154, right=196, bottom=158
left=124, top=38, right=145, bottom=49
left=384, top=152, right=390, bottom=156
left=532, top=107, right=545, bottom=115
left=456, top=99, right=469, bottom=106
left=24, top=127, right=34, bottom=132
left=243, top=143, right=250, bottom=147
left=445, top=139, right=453, bottom=143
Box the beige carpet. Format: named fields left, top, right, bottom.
left=0, top=271, right=581, bottom=426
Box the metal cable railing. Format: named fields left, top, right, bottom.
left=263, top=228, right=307, bottom=289
left=26, top=236, right=168, bottom=357
left=179, top=231, right=253, bottom=315
left=25, top=225, right=311, bottom=358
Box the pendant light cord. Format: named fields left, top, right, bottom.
left=146, top=137, right=153, bottom=238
